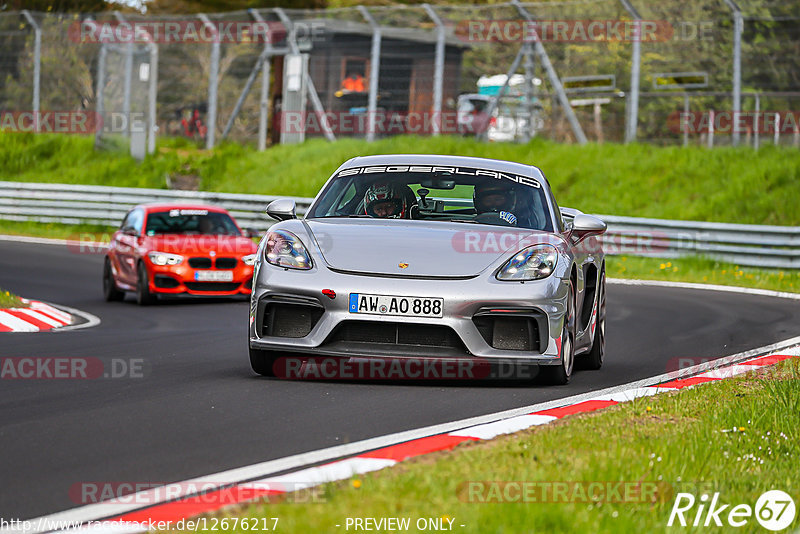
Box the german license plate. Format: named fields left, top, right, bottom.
left=349, top=294, right=443, bottom=318
left=194, top=270, right=234, bottom=282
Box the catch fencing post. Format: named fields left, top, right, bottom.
left=513, top=0, right=587, bottom=144
left=754, top=93, right=760, bottom=150
left=95, top=42, right=107, bottom=150
left=20, top=11, right=41, bottom=125
left=723, top=0, right=743, bottom=147
left=358, top=6, right=382, bottom=142
left=147, top=40, right=158, bottom=154
left=113, top=12, right=133, bottom=137
left=619, top=0, right=641, bottom=143
left=250, top=9, right=272, bottom=151
left=522, top=42, right=536, bottom=143
left=708, top=110, right=715, bottom=148
left=198, top=14, right=220, bottom=150
left=773, top=113, right=779, bottom=145
left=423, top=4, right=445, bottom=136
left=274, top=7, right=336, bottom=142
left=683, top=94, right=689, bottom=147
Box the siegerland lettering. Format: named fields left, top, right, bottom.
left=336, top=166, right=542, bottom=189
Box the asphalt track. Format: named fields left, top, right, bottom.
left=2, top=239, right=799, bottom=521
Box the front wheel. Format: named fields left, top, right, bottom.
left=249, top=347, right=281, bottom=377
left=103, top=257, right=125, bottom=302
left=136, top=262, right=156, bottom=306
left=540, top=278, right=575, bottom=385
left=583, top=268, right=606, bottom=370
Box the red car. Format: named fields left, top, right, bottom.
left=103, top=203, right=259, bottom=305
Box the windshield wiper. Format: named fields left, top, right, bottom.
left=318, top=214, right=373, bottom=219
left=440, top=218, right=481, bottom=224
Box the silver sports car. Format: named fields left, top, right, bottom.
left=248, top=155, right=607, bottom=384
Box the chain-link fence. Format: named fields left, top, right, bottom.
left=1, top=1, right=799, bottom=154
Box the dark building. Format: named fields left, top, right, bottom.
left=270, top=19, right=468, bottom=141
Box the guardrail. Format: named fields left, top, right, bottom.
left=1, top=181, right=798, bottom=269
left=0, top=181, right=313, bottom=232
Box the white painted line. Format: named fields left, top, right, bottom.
left=46, top=303, right=101, bottom=332
left=589, top=387, right=675, bottom=403
left=0, top=311, right=39, bottom=332
left=254, top=457, right=397, bottom=491
left=15, top=308, right=64, bottom=328
left=778, top=345, right=800, bottom=356
left=695, top=364, right=763, bottom=380
left=449, top=414, right=557, bottom=440
left=29, top=302, right=73, bottom=324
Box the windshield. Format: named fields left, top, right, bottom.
left=307, top=166, right=553, bottom=231
left=144, top=209, right=241, bottom=236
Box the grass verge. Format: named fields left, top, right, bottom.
left=208, top=358, right=800, bottom=534
left=2, top=132, right=800, bottom=225
left=606, top=255, right=800, bottom=294
left=0, top=287, right=28, bottom=308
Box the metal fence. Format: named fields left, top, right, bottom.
left=1, top=1, right=799, bottom=150
left=2, top=181, right=797, bottom=269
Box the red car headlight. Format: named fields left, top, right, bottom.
left=148, top=251, right=184, bottom=266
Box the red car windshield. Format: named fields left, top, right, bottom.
left=145, top=209, right=241, bottom=236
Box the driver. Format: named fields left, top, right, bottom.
left=364, top=182, right=408, bottom=218
left=473, top=182, right=519, bottom=225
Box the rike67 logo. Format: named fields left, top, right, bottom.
left=668, top=490, right=796, bottom=531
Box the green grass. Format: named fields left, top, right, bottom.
left=0, top=287, right=28, bottom=308
left=607, top=255, right=800, bottom=293
left=2, top=132, right=800, bottom=225
left=0, top=220, right=116, bottom=241
left=202, top=358, right=800, bottom=534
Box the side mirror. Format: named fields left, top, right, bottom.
left=571, top=214, right=607, bottom=241
left=266, top=199, right=297, bottom=221
left=244, top=228, right=261, bottom=239
left=121, top=226, right=138, bottom=237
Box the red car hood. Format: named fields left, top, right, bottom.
left=142, top=234, right=257, bottom=256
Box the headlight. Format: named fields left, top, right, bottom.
left=264, top=230, right=312, bottom=270
left=496, top=244, right=557, bottom=281
left=148, top=251, right=184, bottom=266
left=242, top=254, right=257, bottom=266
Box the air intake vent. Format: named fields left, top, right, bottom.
left=188, top=257, right=212, bottom=269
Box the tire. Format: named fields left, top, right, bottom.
left=583, top=268, right=606, bottom=370
left=541, top=277, right=576, bottom=385
left=136, top=261, right=156, bottom=306
left=103, top=257, right=125, bottom=302
left=249, top=347, right=280, bottom=377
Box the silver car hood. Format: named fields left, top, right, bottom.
left=305, top=218, right=550, bottom=278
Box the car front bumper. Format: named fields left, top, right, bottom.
left=147, top=262, right=254, bottom=296
left=249, top=263, right=570, bottom=365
